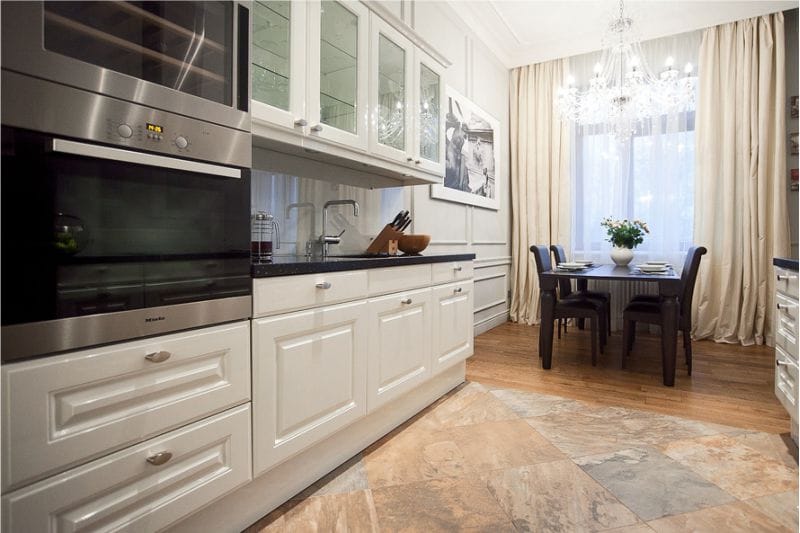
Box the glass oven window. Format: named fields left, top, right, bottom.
left=42, top=1, right=233, bottom=106
left=1, top=128, right=251, bottom=327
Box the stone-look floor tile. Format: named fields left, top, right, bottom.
left=483, top=460, right=640, bottom=532
left=734, top=432, right=799, bottom=469
left=363, top=423, right=473, bottom=489
left=489, top=388, right=584, bottom=417
left=647, top=501, right=791, bottom=533
left=575, top=448, right=735, bottom=521
left=660, top=435, right=798, bottom=500
left=291, top=454, right=369, bottom=500
left=247, top=490, right=379, bottom=533
left=744, top=491, right=799, bottom=531
left=451, top=419, right=565, bottom=472
left=408, top=381, right=503, bottom=431
left=601, top=524, right=656, bottom=532
left=371, top=476, right=514, bottom=532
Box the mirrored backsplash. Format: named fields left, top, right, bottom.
left=251, top=170, right=406, bottom=257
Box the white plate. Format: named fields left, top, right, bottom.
left=636, top=264, right=668, bottom=273
left=557, top=265, right=586, bottom=271
left=559, top=262, right=586, bottom=268
left=645, top=261, right=669, bottom=266
left=574, top=260, right=594, bottom=265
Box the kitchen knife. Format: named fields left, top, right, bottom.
left=389, top=211, right=404, bottom=228
left=398, top=217, right=412, bottom=232
left=393, top=210, right=409, bottom=229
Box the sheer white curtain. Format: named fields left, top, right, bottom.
left=570, top=30, right=702, bottom=268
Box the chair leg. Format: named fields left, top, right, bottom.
left=599, top=310, right=607, bottom=354
left=606, top=301, right=612, bottom=335
left=683, top=329, right=692, bottom=375
left=621, top=318, right=630, bottom=368
left=629, top=323, right=636, bottom=351
left=557, top=319, right=562, bottom=339
left=590, top=315, right=598, bottom=366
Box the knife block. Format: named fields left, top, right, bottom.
left=366, top=224, right=404, bottom=254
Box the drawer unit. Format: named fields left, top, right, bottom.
left=2, top=321, right=251, bottom=491
left=253, top=270, right=368, bottom=317
left=2, top=405, right=251, bottom=533
left=775, top=345, right=798, bottom=420
left=368, top=264, right=432, bottom=296
left=432, top=260, right=474, bottom=285
left=776, top=292, right=798, bottom=356
left=776, top=267, right=799, bottom=299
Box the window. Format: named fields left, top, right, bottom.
left=572, top=112, right=695, bottom=265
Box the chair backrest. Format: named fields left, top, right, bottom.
left=530, top=245, right=552, bottom=277
left=549, top=244, right=573, bottom=298
left=679, top=246, right=707, bottom=322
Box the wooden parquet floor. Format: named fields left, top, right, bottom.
left=467, top=321, right=793, bottom=434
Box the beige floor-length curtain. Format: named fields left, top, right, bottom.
left=693, top=12, right=790, bottom=346
left=509, top=59, right=571, bottom=325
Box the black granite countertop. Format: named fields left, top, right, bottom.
left=251, top=253, right=477, bottom=277
left=774, top=257, right=799, bottom=271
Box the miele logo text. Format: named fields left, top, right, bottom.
left=145, top=316, right=166, bottom=323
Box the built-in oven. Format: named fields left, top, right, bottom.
left=1, top=127, right=252, bottom=362
left=1, top=1, right=250, bottom=144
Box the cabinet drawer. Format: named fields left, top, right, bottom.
left=368, top=264, right=432, bottom=296
left=775, top=345, right=798, bottom=420
left=2, top=405, right=251, bottom=533
left=776, top=267, right=799, bottom=299
left=253, top=270, right=368, bottom=317
left=776, top=292, right=798, bottom=357
left=2, top=321, right=250, bottom=491
left=432, top=261, right=473, bottom=285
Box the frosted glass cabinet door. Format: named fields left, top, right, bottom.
left=414, top=50, right=446, bottom=175
left=306, top=0, right=369, bottom=150
left=252, top=1, right=308, bottom=131
left=369, top=14, right=413, bottom=162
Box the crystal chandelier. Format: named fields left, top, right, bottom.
left=557, top=0, right=697, bottom=140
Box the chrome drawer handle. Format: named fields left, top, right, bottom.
left=146, top=451, right=173, bottom=466
left=454, top=287, right=463, bottom=293
left=294, top=118, right=308, bottom=127
left=777, top=359, right=799, bottom=369
left=310, top=124, right=323, bottom=132
left=406, top=156, right=414, bottom=162
left=316, top=282, right=332, bottom=289
left=777, top=274, right=798, bottom=281
left=453, top=265, right=462, bottom=272
left=145, top=351, right=171, bottom=363
left=777, top=303, right=797, bottom=310
left=401, top=298, right=412, bottom=305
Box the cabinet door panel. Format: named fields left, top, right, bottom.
left=414, top=49, right=446, bottom=175
left=2, top=405, right=251, bottom=533
left=368, top=288, right=432, bottom=411
left=306, top=0, right=369, bottom=150
left=432, top=280, right=474, bottom=374
left=252, top=0, right=308, bottom=131
left=775, top=345, right=798, bottom=420
left=252, top=300, right=367, bottom=476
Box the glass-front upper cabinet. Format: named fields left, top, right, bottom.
left=307, top=0, right=369, bottom=150
left=251, top=0, right=307, bottom=130
left=369, top=14, right=412, bottom=162
left=413, top=50, right=446, bottom=175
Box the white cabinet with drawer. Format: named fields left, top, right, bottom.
left=252, top=300, right=368, bottom=476
left=368, top=263, right=432, bottom=296
left=432, top=260, right=474, bottom=285
left=367, top=287, right=432, bottom=411
left=1, top=321, right=251, bottom=491
left=774, top=263, right=799, bottom=436
left=431, top=280, right=474, bottom=374
left=2, top=405, right=251, bottom=533
left=253, top=269, right=368, bottom=317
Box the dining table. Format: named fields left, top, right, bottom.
left=539, top=263, right=682, bottom=386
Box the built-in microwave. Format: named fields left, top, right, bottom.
left=1, top=1, right=251, bottom=168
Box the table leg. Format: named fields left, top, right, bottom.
left=659, top=289, right=679, bottom=387
left=540, top=280, right=557, bottom=369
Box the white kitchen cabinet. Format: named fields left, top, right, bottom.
left=252, top=300, right=368, bottom=476
left=431, top=280, right=474, bottom=374
left=2, top=405, right=251, bottom=533
left=367, top=287, right=432, bottom=411
left=369, top=12, right=413, bottom=162
left=413, top=48, right=446, bottom=175
left=2, top=321, right=251, bottom=492
left=775, top=265, right=799, bottom=429
left=253, top=269, right=369, bottom=317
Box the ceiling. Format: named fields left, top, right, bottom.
left=447, top=0, right=797, bottom=68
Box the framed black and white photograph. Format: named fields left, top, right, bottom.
left=431, top=87, right=500, bottom=210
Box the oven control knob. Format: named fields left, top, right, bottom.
left=117, top=124, right=133, bottom=138
left=175, top=136, right=188, bottom=149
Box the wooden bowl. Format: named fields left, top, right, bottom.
left=398, top=234, right=430, bottom=255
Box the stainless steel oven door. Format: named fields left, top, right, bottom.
left=1, top=1, right=250, bottom=132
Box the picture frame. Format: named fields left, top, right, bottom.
left=791, top=132, right=798, bottom=156
left=431, top=87, right=500, bottom=210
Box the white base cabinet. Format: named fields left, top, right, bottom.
left=432, top=280, right=474, bottom=375
left=774, top=264, right=799, bottom=436
left=252, top=300, right=368, bottom=477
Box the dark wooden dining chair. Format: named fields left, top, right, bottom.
left=550, top=244, right=612, bottom=336
left=621, top=246, right=707, bottom=375
left=531, top=245, right=606, bottom=365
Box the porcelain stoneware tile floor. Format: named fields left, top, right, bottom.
left=243, top=382, right=798, bottom=533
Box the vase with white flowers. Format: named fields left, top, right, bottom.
left=600, top=217, right=650, bottom=266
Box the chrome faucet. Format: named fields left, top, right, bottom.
left=321, top=199, right=360, bottom=257
left=285, top=202, right=316, bottom=258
